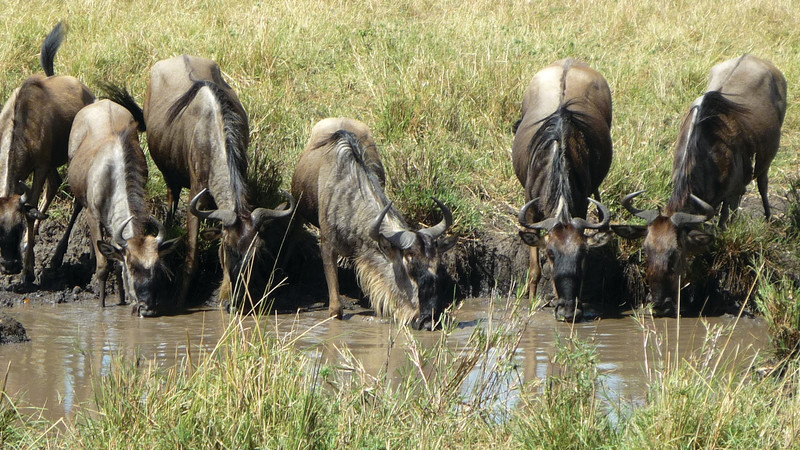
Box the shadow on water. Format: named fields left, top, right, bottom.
left=0, top=298, right=767, bottom=422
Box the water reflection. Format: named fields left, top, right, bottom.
left=0, top=299, right=766, bottom=422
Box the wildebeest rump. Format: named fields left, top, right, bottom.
left=53, top=88, right=180, bottom=317
left=613, top=54, right=786, bottom=316
left=291, top=118, right=456, bottom=330
left=144, top=55, right=293, bottom=309
left=512, top=58, right=613, bottom=322
left=0, top=22, right=94, bottom=284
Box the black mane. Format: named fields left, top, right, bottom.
left=668, top=90, right=751, bottom=213
left=167, top=80, right=249, bottom=213
left=527, top=99, right=605, bottom=222
left=120, top=126, right=149, bottom=234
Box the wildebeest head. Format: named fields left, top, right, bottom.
left=97, top=217, right=180, bottom=317
left=518, top=198, right=612, bottom=322
left=190, top=188, right=295, bottom=308
left=612, top=191, right=714, bottom=316
left=369, top=198, right=456, bottom=330
left=0, top=182, right=46, bottom=275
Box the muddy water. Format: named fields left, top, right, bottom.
left=0, top=298, right=766, bottom=422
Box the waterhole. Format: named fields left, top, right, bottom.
left=0, top=299, right=766, bottom=422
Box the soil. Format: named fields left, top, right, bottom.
left=0, top=188, right=795, bottom=325
left=0, top=312, right=28, bottom=344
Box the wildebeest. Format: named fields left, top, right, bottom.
left=291, top=118, right=456, bottom=330
left=52, top=87, right=180, bottom=316
left=0, top=22, right=94, bottom=284
left=512, top=58, right=613, bottom=322
left=612, top=54, right=786, bottom=317
left=143, top=55, right=294, bottom=308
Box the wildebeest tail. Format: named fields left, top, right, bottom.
left=167, top=80, right=249, bottom=206
left=100, top=82, right=146, bottom=132
left=669, top=90, right=750, bottom=212
left=40, top=22, right=66, bottom=77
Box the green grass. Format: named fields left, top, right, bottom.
left=5, top=297, right=800, bottom=448
left=3, top=0, right=798, bottom=233
left=3, top=0, right=800, bottom=447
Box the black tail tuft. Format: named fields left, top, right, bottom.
left=40, top=22, right=67, bottom=77
left=99, top=82, right=146, bottom=132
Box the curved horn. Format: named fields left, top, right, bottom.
left=571, top=197, right=611, bottom=230
left=114, top=216, right=134, bottom=248
left=251, top=189, right=296, bottom=229
left=670, top=194, right=715, bottom=227
left=17, top=181, right=32, bottom=206
left=370, top=201, right=393, bottom=243
left=419, top=197, right=452, bottom=240
left=150, top=216, right=166, bottom=245
left=189, top=188, right=237, bottom=227
left=621, top=190, right=660, bottom=224
left=518, top=198, right=558, bottom=231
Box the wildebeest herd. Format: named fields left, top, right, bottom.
left=0, top=24, right=787, bottom=328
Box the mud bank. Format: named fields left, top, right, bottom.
left=0, top=199, right=789, bottom=320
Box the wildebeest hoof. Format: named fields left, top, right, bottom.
left=22, top=272, right=35, bottom=286
left=329, top=306, right=343, bottom=319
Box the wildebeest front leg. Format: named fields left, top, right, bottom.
left=757, top=172, right=771, bottom=220
left=22, top=218, right=35, bottom=285
left=115, top=264, right=126, bottom=305
left=528, top=246, right=541, bottom=300
left=90, top=220, right=109, bottom=307
left=34, top=169, right=61, bottom=236
left=320, top=238, right=342, bottom=319
left=178, top=208, right=200, bottom=309
left=165, top=185, right=181, bottom=227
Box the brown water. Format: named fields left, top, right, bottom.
left=0, top=298, right=767, bottom=422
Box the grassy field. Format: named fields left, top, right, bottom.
left=2, top=0, right=800, bottom=446
left=1, top=0, right=797, bottom=232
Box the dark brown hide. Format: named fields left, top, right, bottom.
left=56, top=97, right=178, bottom=316
left=614, top=55, right=785, bottom=317
left=512, top=58, right=613, bottom=322
left=291, top=120, right=454, bottom=330
left=669, top=54, right=786, bottom=226
left=0, top=22, right=95, bottom=284
left=144, top=55, right=292, bottom=308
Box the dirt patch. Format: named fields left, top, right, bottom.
left=0, top=190, right=794, bottom=321
left=0, top=312, right=28, bottom=344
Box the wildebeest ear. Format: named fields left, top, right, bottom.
left=158, top=237, right=182, bottom=256
left=519, top=230, right=544, bottom=248
left=610, top=225, right=647, bottom=240
left=97, top=241, right=123, bottom=261
left=200, top=228, right=222, bottom=241
left=436, top=235, right=458, bottom=254
left=586, top=230, right=612, bottom=248
left=685, top=229, right=713, bottom=251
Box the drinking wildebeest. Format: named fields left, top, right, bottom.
left=612, top=54, right=786, bottom=317
left=144, top=55, right=294, bottom=309
left=291, top=118, right=456, bottom=330
left=51, top=87, right=180, bottom=316
left=512, top=58, right=613, bottom=322
left=0, top=22, right=94, bottom=284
